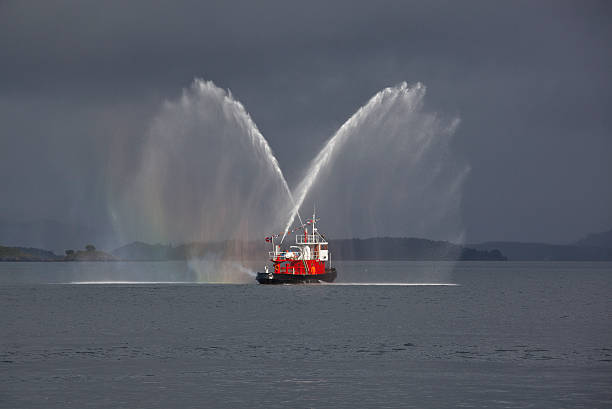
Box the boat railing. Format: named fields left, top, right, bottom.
left=269, top=250, right=324, bottom=260
left=269, top=250, right=302, bottom=259
left=296, top=235, right=327, bottom=245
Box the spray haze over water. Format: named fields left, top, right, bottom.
left=110, top=79, right=467, bottom=282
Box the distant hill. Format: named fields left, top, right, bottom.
left=470, top=226, right=612, bottom=261
left=64, top=248, right=117, bottom=261
left=573, top=228, right=612, bottom=249
left=0, top=245, right=116, bottom=262
left=470, top=241, right=612, bottom=261
left=329, top=237, right=506, bottom=261
left=0, top=245, right=61, bottom=261
left=112, top=238, right=507, bottom=261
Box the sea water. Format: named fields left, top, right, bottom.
left=1, top=261, right=611, bottom=408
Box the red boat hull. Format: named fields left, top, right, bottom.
left=256, top=268, right=337, bottom=284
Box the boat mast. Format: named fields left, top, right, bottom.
left=313, top=204, right=316, bottom=238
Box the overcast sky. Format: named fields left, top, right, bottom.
left=1, top=0, right=611, bottom=243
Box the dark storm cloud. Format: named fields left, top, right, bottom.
left=1, top=0, right=611, bottom=244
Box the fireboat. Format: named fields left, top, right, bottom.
left=256, top=211, right=337, bottom=284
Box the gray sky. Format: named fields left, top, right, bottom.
left=1, top=0, right=611, bottom=244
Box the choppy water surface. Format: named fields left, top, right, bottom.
left=1, top=261, right=611, bottom=408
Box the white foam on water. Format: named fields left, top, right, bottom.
left=67, top=281, right=458, bottom=286
left=69, top=281, right=205, bottom=285
left=324, top=282, right=459, bottom=286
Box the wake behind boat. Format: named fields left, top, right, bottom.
left=256, top=211, right=337, bottom=284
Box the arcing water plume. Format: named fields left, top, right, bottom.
left=283, top=82, right=467, bottom=243
left=109, top=78, right=467, bottom=282
left=110, top=79, right=293, bottom=280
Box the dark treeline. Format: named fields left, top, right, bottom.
left=0, top=245, right=60, bottom=261
left=0, top=245, right=115, bottom=261
left=470, top=241, right=612, bottom=261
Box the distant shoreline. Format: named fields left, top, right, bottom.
left=0, top=246, right=116, bottom=262
left=2, top=238, right=507, bottom=262
left=3, top=234, right=612, bottom=262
